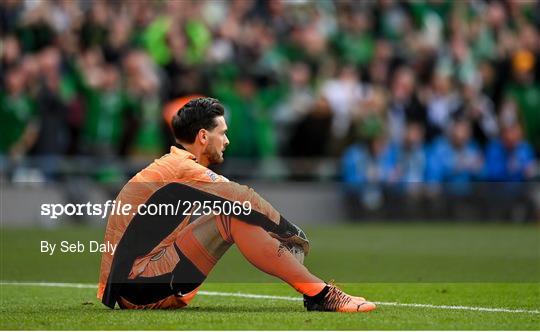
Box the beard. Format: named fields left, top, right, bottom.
left=203, top=144, right=224, bottom=165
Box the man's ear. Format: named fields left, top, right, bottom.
left=198, top=129, right=208, bottom=145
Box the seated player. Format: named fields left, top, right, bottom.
left=97, top=97, right=376, bottom=312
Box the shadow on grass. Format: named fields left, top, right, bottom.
left=64, top=302, right=304, bottom=314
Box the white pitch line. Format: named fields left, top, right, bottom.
left=1, top=281, right=96, bottom=289
left=372, top=301, right=540, bottom=314
left=197, top=290, right=302, bottom=301
left=1, top=281, right=538, bottom=314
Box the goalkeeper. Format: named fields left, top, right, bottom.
left=97, top=97, right=376, bottom=312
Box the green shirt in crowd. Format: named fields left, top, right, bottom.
left=0, top=92, right=36, bottom=153
left=506, top=82, right=540, bottom=152
left=82, top=87, right=128, bottom=152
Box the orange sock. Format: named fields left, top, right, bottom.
left=227, top=217, right=326, bottom=296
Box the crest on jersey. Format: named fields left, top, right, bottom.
left=206, top=170, right=219, bottom=182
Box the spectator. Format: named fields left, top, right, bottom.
left=80, top=62, right=127, bottom=157
left=216, top=73, right=276, bottom=159
left=485, top=120, right=536, bottom=182
left=0, top=64, right=37, bottom=159
left=287, top=95, right=333, bottom=158
left=505, top=50, right=540, bottom=153
left=32, top=47, right=72, bottom=179
left=426, top=116, right=483, bottom=197
left=273, top=62, right=315, bottom=154
left=425, top=71, right=462, bottom=141
left=387, top=66, right=427, bottom=143
left=321, top=64, right=371, bottom=142
left=437, top=33, right=477, bottom=86
left=388, top=120, right=427, bottom=196
left=1, top=35, right=21, bottom=70
left=482, top=115, right=537, bottom=221
left=331, top=10, right=375, bottom=67
left=341, top=127, right=393, bottom=211
left=461, top=78, right=498, bottom=146
left=79, top=0, right=109, bottom=50
left=122, top=50, right=165, bottom=158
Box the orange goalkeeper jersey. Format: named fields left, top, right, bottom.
left=97, top=146, right=289, bottom=303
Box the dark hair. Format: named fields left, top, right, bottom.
left=172, top=97, right=225, bottom=143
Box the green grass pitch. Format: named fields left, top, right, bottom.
left=1, top=223, right=539, bottom=330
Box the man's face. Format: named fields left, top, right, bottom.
left=203, top=116, right=229, bottom=165
left=502, top=124, right=523, bottom=149
left=450, top=121, right=471, bottom=148
left=404, top=123, right=424, bottom=148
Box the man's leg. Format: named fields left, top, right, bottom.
left=215, top=215, right=376, bottom=312
left=217, top=215, right=326, bottom=296
left=178, top=214, right=326, bottom=297
left=167, top=213, right=325, bottom=297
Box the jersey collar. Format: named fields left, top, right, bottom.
left=170, top=145, right=197, bottom=161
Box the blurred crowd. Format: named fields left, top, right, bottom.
left=1, top=0, right=539, bottom=186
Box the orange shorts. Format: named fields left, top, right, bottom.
left=117, top=215, right=225, bottom=309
